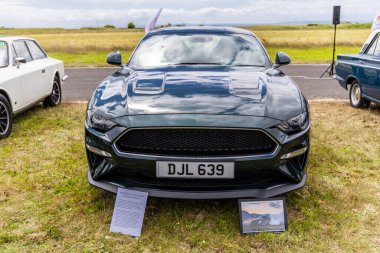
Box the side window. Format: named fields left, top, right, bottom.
left=374, top=41, right=380, bottom=57
left=366, top=35, right=379, bottom=55
left=13, top=40, right=33, bottom=62
left=26, top=40, right=46, bottom=60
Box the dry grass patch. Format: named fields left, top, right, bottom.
left=0, top=102, right=379, bottom=252
left=17, top=29, right=370, bottom=53
left=255, top=29, right=369, bottom=48
left=32, top=32, right=144, bottom=53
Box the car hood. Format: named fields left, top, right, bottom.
left=89, top=66, right=304, bottom=121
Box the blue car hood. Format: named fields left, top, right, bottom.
left=89, top=67, right=304, bottom=121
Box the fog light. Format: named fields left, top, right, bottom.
left=86, top=144, right=112, bottom=158
left=281, top=147, right=308, bottom=159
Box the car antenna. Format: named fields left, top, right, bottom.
left=145, top=8, right=163, bottom=34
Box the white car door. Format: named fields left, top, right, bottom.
left=25, top=40, right=51, bottom=95
left=13, top=40, right=46, bottom=106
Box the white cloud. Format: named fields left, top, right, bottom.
left=0, top=0, right=379, bottom=28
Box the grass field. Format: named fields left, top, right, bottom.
left=0, top=102, right=379, bottom=252
left=0, top=24, right=371, bottom=66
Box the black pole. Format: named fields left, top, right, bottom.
left=320, top=6, right=340, bottom=78
left=330, top=24, right=337, bottom=75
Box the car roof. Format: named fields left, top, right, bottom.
left=149, top=26, right=255, bottom=36
left=0, top=36, right=35, bottom=42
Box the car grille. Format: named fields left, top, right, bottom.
left=115, top=128, right=277, bottom=157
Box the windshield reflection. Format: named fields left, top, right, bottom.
left=129, top=34, right=269, bottom=69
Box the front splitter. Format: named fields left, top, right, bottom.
left=88, top=172, right=306, bottom=199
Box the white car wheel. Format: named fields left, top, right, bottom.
left=349, top=81, right=369, bottom=108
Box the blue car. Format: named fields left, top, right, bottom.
left=335, top=28, right=380, bottom=108
left=85, top=26, right=310, bottom=199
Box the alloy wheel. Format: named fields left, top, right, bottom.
left=0, top=101, right=10, bottom=135
left=52, top=80, right=61, bottom=105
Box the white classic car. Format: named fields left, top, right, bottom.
left=0, top=36, right=67, bottom=139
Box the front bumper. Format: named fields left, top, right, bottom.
left=62, top=74, right=68, bottom=82
left=334, top=74, right=347, bottom=90
left=85, top=114, right=310, bottom=199
left=88, top=171, right=307, bottom=199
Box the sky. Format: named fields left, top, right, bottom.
left=0, top=0, right=379, bottom=28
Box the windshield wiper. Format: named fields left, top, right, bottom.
left=229, top=64, right=266, bottom=67
left=173, top=62, right=223, bottom=65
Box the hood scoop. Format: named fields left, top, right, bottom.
left=131, top=71, right=166, bottom=95
left=229, top=72, right=266, bottom=101
left=124, top=69, right=270, bottom=116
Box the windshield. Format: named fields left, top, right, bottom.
left=0, top=41, right=8, bottom=68
left=129, top=33, right=270, bottom=68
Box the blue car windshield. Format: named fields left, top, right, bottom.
left=0, top=41, right=8, bottom=68
left=129, top=33, right=270, bottom=68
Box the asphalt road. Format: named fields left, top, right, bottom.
left=62, top=64, right=348, bottom=102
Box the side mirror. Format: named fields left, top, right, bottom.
left=274, top=51, right=291, bottom=68
left=106, top=51, right=122, bottom=66
left=15, top=57, right=26, bottom=68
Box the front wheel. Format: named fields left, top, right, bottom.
left=349, top=81, right=370, bottom=108
left=0, top=94, right=13, bottom=139
left=44, top=76, right=62, bottom=107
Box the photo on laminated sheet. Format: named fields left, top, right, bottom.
left=239, top=198, right=287, bottom=234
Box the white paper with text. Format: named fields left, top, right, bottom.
left=110, top=188, right=148, bottom=237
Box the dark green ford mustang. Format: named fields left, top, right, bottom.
left=85, top=26, right=310, bottom=199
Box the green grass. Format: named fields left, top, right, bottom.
left=266, top=46, right=362, bottom=63
left=49, top=46, right=363, bottom=67
left=49, top=51, right=133, bottom=68
left=50, top=47, right=362, bottom=67
left=0, top=102, right=379, bottom=252
left=0, top=24, right=371, bottom=66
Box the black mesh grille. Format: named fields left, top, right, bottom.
left=104, top=171, right=284, bottom=190
left=115, top=128, right=277, bottom=157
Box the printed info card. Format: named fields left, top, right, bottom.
left=110, top=188, right=148, bottom=237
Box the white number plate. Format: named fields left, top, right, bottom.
left=156, top=161, right=234, bottom=179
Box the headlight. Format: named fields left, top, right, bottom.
left=276, top=112, right=309, bottom=133
left=86, top=111, right=116, bottom=132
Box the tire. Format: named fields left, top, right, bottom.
left=0, top=94, right=13, bottom=139
left=349, top=81, right=370, bottom=108
left=44, top=75, right=62, bottom=107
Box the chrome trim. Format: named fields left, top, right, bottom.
left=280, top=146, right=308, bottom=159
left=112, top=127, right=280, bottom=161
left=62, top=75, right=68, bottom=81
left=86, top=144, right=112, bottom=158
left=338, top=60, right=380, bottom=71
left=362, top=94, right=380, bottom=103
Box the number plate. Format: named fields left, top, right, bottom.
left=156, top=161, right=234, bottom=179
